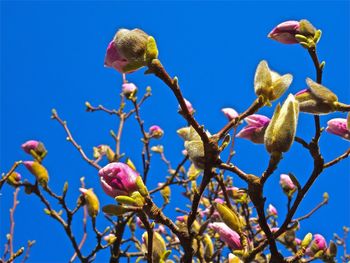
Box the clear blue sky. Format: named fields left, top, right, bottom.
left=1, top=1, right=349, bottom=262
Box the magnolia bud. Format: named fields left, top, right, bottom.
left=102, top=204, right=130, bottom=216
left=23, top=161, right=49, bottom=187
left=203, top=234, right=214, bottom=261
left=264, top=94, right=299, bottom=154
left=103, top=234, right=117, bottom=245
left=7, top=172, right=21, bottom=187
left=280, top=174, right=296, bottom=196
left=222, top=108, right=239, bottom=121
left=21, top=140, right=47, bottom=161
left=268, top=20, right=300, bottom=44
left=254, top=60, right=293, bottom=103
left=142, top=231, right=166, bottom=262
left=93, top=145, right=115, bottom=162
left=159, top=184, right=171, bottom=204
left=208, top=222, right=242, bottom=250
left=267, top=204, right=278, bottom=217
left=216, top=203, right=243, bottom=234
left=149, top=125, right=164, bottom=139
left=178, top=98, right=194, bottom=115
left=104, top=28, right=158, bottom=73
left=122, top=82, right=138, bottom=99
left=236, top=114, right=270, bottom=144
left=79, top=188, right=100, bottom=218
left=295, top=78, right=339, bottom=114
left=326, top=118, right=350, bottom=141
left=98, top=162, right=140, bottom=198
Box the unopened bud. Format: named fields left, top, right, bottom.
left=79, top=188, right=100, bottom=218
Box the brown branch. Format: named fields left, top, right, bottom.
left=20, top=240, right=35, bottom=263
left=292, top=196, right=328, bottom=223
left=324, top=147, right=350, bottom=168
left=9, top=188, right=20, bottom=257
left=51, top=110, right=101, bottom=170
left=217, top=162, right=249, bottom=183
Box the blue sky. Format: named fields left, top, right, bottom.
left=1, top=1, right=349, bottom=262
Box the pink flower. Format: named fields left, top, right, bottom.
left=280, top=174, right=296, bottom=194
left=149, top=125, right=164, bottom=139
left=21, top=140, right=40, bottom=153
left=326, top=118, right=350, bottom=141
left=122, top=83, right=138, bottom=98
left=98, top=162, right=140, bottom=198
left=222, top=108, right=239, bottom=121
left=21, top=140, right=46, bottom=158
left=209, top=222, right=242, bottom=250
left=307, top=234, right=327, bottom=256
left=268, top=21, right=300, bottom=44
left=179, top=99, right=194, bottom=115
left=267, top=204, right=278, bottom=216
left=236, top=114, right=270, bottom=144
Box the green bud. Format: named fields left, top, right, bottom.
left=301, top=233, right=313, bottom=248
left=151, top=145, right=164, bottom=153
left=160, top=185, right=171, bottom=204
left=135, top=177, right=148, bottom=197
left=216, top=203, right=243, bottom=234
left=102, top=204, right=130, bottom=216
left=62, top=181, right=68, bottom=196
left=142, top=231, right=166, bottom=262
left=7, top=172, right=21, bottom=187
left=328, top=240, right=337, bottom=257
left=115, top=195, right=139, bottom=206
left=203, top=234, right=214, bottom=261
left=130, top=191, right=145, bottom=206
left=79, top=188, right=100, bottom=218
left=299, top=19, right=316, bottom=37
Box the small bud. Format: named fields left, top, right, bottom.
left=327, top=240, right=337, bottom=257
left=104, top=28, right=158, bottom=73
left=299, top=19, right=317, bottom=38
left=222, top=108, right=239, bottom=121
left=135, top=176, right=148, bottom=197
left=159, top=184, right=171, bottom=204
left=267, top=204, right=278, bottom=217
left=208, top=222, right=242, bottom=250
left=130, top=191, right=145, bottom=206
left=103, top=234, right=117, bottom=245
left=236, top=114, right=270, bottom=144
left=216, top=203, right=243, bottom=234
left=102, top=204, right=130, bottom=216
left=98, top=162, right=140, bottom=198
left=323, top=192, right=329, bottom=202
left=326, top=118, right=350, bottom=141
left=115, top=195, right=139, bottom=206
left=254, top=60, right=293, bottom=103
left=62, top=181, right=68, bottom=196
left=295, top=78, right=339, bottom=114
left=280, top=174, right=297, bottom=196
left=264, top=94, right=299, bottom=154
left=79, top=188, right=100, bottom=218
left=301, top=233, right=313, bottom=248
left=151, top=145, right=164, bottom=153
left=268, top=20, right=300, bottom=44
left=149, top=125, right=164, bottom=139
left=142, top=231, right=166, bottom=262
left=21, top=140, right=47, bottom=161
left=178, top=98, right=194, bottom=115
left=122, top=82, right=138, bottom=99
left=23, top=161, right=49, bottom=187
left=7, top=172, right=21, bottom=187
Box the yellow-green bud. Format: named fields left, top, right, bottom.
left=79, top=188, right=100, bottom=218
left=216, top=203, right=243, bottom=234
left=23, top=161, right=49, bottom=187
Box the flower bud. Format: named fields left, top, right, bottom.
left=254, top=60, right=293, bottom=103
left=102, top=204, right=131, bottom=216
left=301, top=233, right=313, bottom=248
left=79, top=188, right=100, bottom=218
left=209, top=222, right=242, bottom=250
left=222, top=108, right=239, bottom=121
left=268, top=20, right=300, bottom=44
left=21, top=140, right=47, bottom=161
left=236, top=114, right=270, bottom=144
left=264, top=94, right=299, bottom=154
left=216, top=203, right=243, bottom=234
left=122, top=82, right=138, bottom=99
left=103, top=234, right=117, bottom=245
left=104, top=28, right=158, bottom=73
left=149, top=125, right=164, bottom=139
left=93, top=145, right=115, bottom=162
left=295, top=78, right=339, bottom=114
left=279, top=174, right=296, bottom=196
left=267, top=204, right=278, bottom=217
left=326, top=118, right=350, bottom=141
left=142, top=231, right=166, bottom=262
left=178, top=98, right=194, bottom=115
left=159, top=184, right=171, bottom=204
left=310, top=234, right=327, bottom=255
left=98, top=162, right=140, bottom=198
left=7, top=172, right=21, bottom=187
left=23, top=161, right=49, bottom=187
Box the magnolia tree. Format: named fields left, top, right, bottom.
left=1, top=19, right=350, bottom=263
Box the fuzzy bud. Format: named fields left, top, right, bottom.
left=21, top=140, right=47, bottom=161
left=267, top=204, right=278, bottom=217
left=236, top=114, right=270, bottom=144
left=23, top=161, right=49, bottom=187
left=79, top=188, right=100, bottom=218
left=254, top=60, right=293, bottom=103
left=280, top=174, right=297, bottom=196
left=149, top=125, right=164, bottom=139
left=142, top=231, right=166, bottom=262
left=104, top=28, right=158, bottom=73
left=209, top=222, right=242, bottom=250
left=216, top=203, right=243, bottom=234
left=264, top=94, right=299, bottom=154
left=326, top=118, right=350, bottom=141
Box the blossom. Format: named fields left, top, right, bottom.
left=326, top=118, right=350, bottom=141
left=222, top=108, right=239, bottom=121
left=236, top=114, right=270, bottom=144
left=268, top=20, right=300, bottom=44
left=209, top=222, right=242, bottom=250
left=98, top=162, right=140, bottom=198
left=264, top=94, right=299, bottom=154
left=149, top=125, right=164, bottom=139
left=104, top=28, right=158, bottom=73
